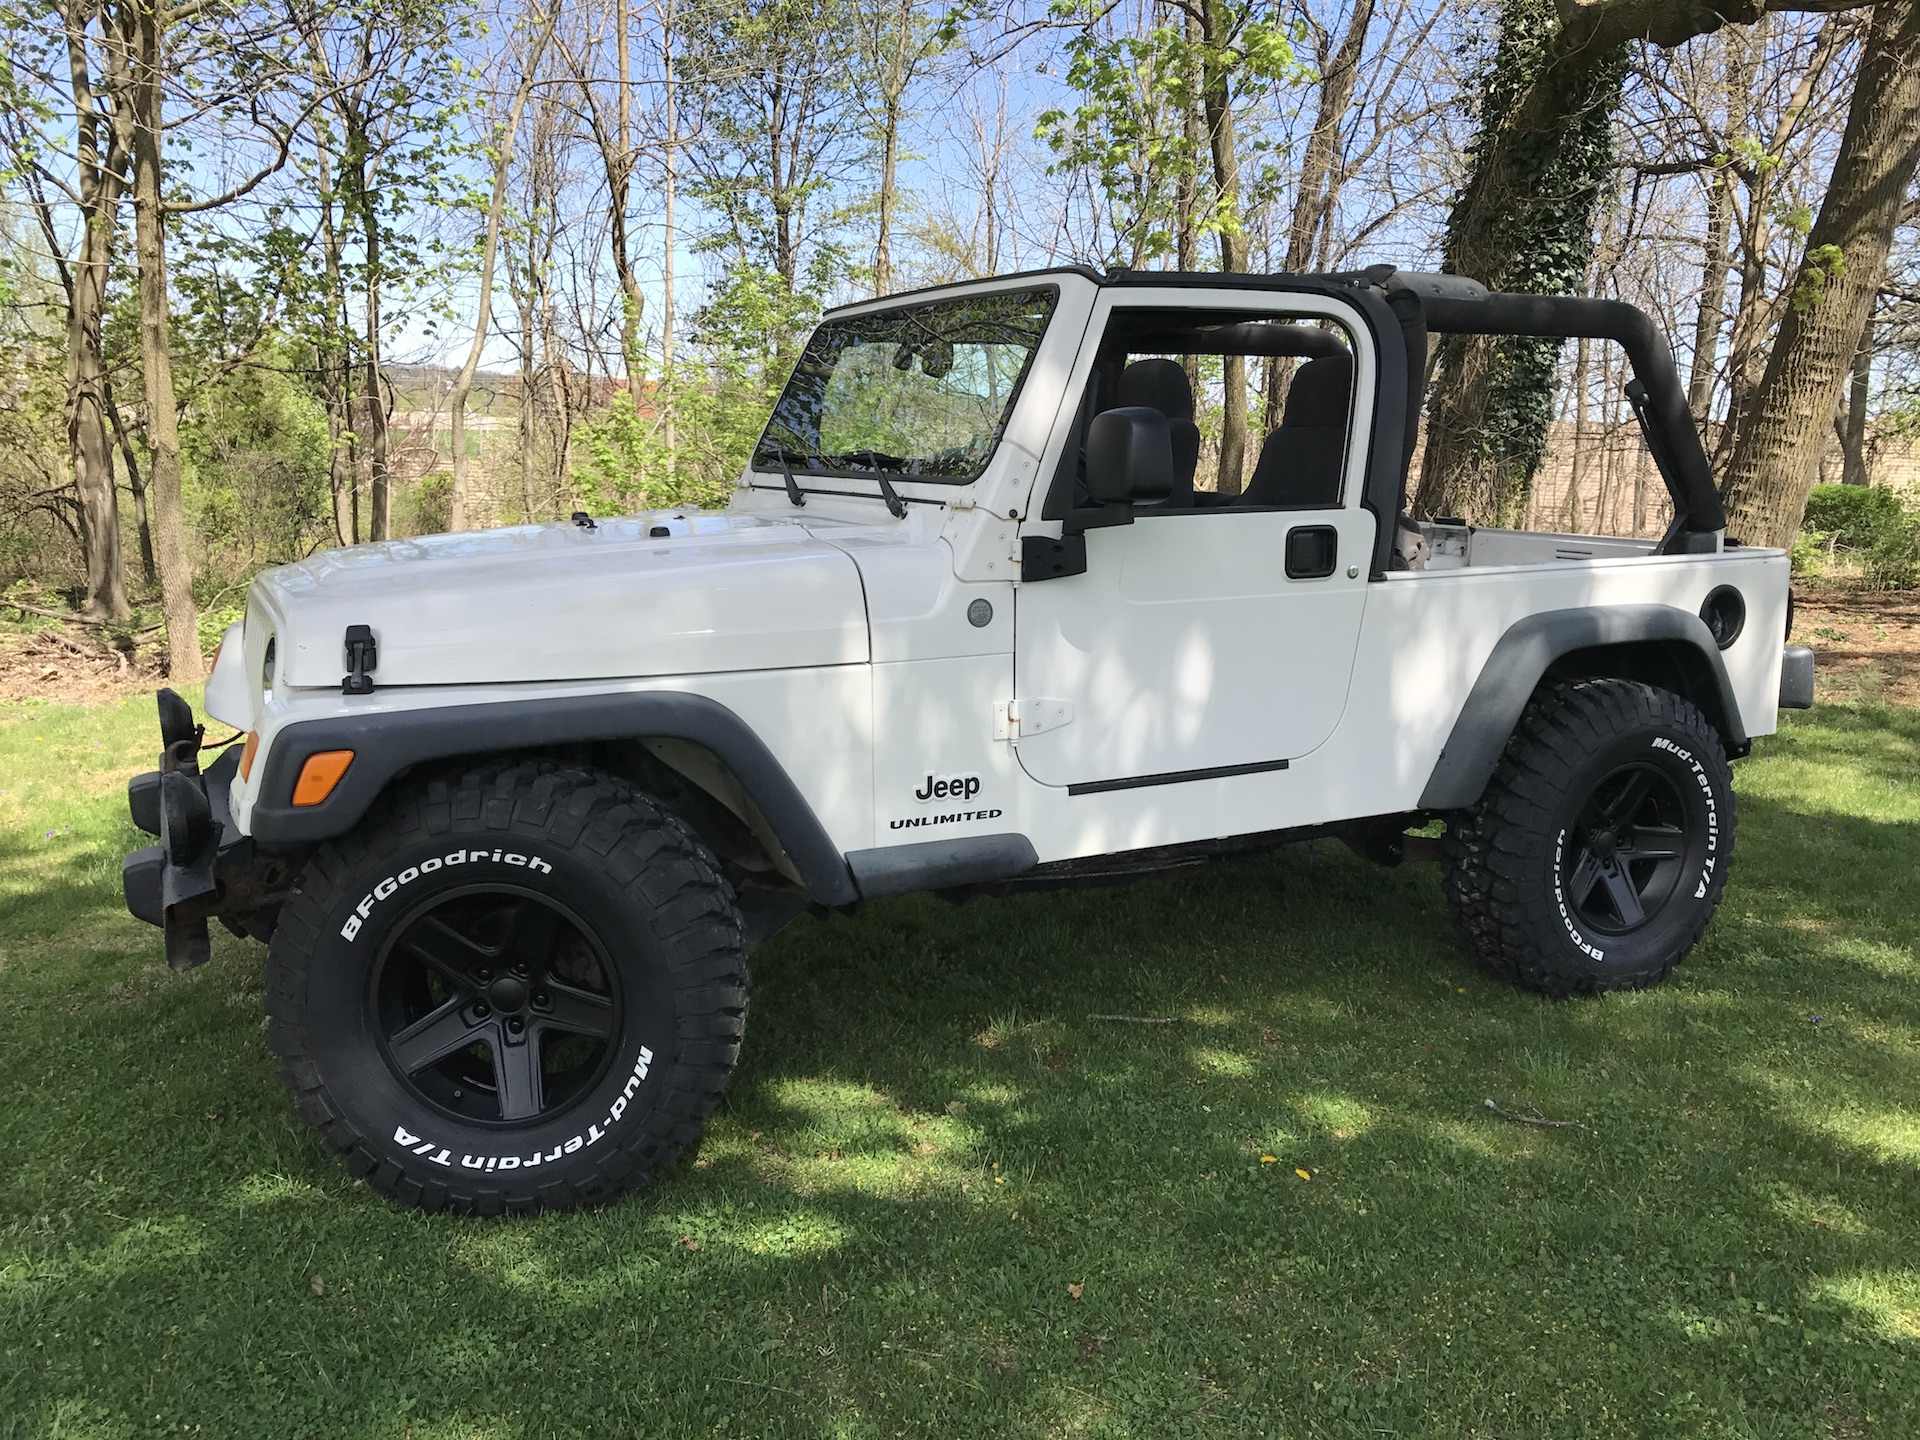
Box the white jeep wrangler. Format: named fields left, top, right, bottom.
left=123, top=266, right=1814, bottom=1213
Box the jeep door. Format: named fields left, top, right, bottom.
left=1011, top=289, right=1374, bottom=792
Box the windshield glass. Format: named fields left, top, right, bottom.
left=753, top=287, right=1056, bottom=484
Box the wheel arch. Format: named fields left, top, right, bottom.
left=249, top=692, right=860, bottom=906
left=1418, top=604, right=1746, bottom=811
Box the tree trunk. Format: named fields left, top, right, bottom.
left=613, top=0, right=642, bottom=376
left=663, top=19, right=677, bottom=477
left=450, top=6, right=553, bottom=533
left=65, top=212, right=131, bottom=619
left=1199, top=0, right=1247, bottom=492
left=1178, top=5, right=1203, bottom=399
left=1839, top=319, right=1872, bottom=484
left=1688, top=165, right=1734, bottom=421
left=1686, top=30, right=1755, bottom=423
left=60, top=0, right=133, bottom=620
left=105, top=383, right=155, bottom=584
left=1721, top=0, right=1920, bottom=548
left=1177, top=4, right=1201, bottom=274
left=319, top=152, right=356, bottom=547
left=1564, top=335, right=1592, bottom=531
left=1413, top=0, right=1628, bottom=522
left=362, top=219, right=391, bottom=542
left=1632, top=423, right=1650, bottom=534
left=874, top=88, right=901, bottom=295
left=1713, top=17, right=1842, bottom=471
left=124, top=0, right=199, bottom=678
left=517, top=256, right=538, bottom=522
left=572, top=0, right=643, bottom=377
left=1268, top=0, right=1374, bottom=432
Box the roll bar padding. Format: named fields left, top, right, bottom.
left=1414, top=290, right=1726, bottom=537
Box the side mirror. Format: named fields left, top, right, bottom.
left=1085, top=406, right=1174, bottom=506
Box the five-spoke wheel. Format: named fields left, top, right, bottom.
left=267, top=763, right=749, bottom=1213
left=374, top=889, right=621, bottom=1123
left=1443, top=678, right=1734, bottom=996
left=1560, top=763, right=1689, bottom=934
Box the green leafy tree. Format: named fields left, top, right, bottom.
left=1037, top=0, right=1304, bottom=490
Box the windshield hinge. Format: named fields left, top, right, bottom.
left=994, top=698, right=1074, bottom=744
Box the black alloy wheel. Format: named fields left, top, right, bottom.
left=266, top=762, right=750, bottom=1214
left=1442, top=678, right=1736, bottom=996
left=1559, top=763, right=1689, bottom=935
left=373, top=888, right=621, bottom=1125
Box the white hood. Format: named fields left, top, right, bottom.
left=251, top=512, right=870, bottom=688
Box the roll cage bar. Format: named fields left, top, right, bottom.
left=1083, top=265, right=1727, bottom=572
left=1381, top=270, right=1726, bottom=549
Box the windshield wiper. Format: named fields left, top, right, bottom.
left=777, top=456, right=806, bottom=508
left=818, top=448, right=909, bottom=516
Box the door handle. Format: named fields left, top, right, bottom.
left=1284, top=525, right=1339, bottom=579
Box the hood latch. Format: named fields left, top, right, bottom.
left=343, top=624, right=378, bottom=695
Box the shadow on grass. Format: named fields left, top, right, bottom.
left=3, top=727, right=1920, bottom=1436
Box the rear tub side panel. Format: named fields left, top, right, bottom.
left=233, top=666, right=875, bottom=906
left=1417, top=604, right=1741, bottom=810
left=1308, top=550, right=1790, bottom=823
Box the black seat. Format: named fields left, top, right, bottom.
left=1115, top=359, right=1200, bottom=507
left=1244, top=354, right=1352, bottom=508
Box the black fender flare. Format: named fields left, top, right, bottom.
left=1418, top=604, right=1746, bottom=811
left=249, top=691, right=859, bottom=906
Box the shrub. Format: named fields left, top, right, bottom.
left=1865, top=517, right=1920, bottom=589
left=404, top=472, right=452, bottom=537
left=1801, top=483, right=1906, bottom=550
left=1790, top=529, right=1829, bottom=578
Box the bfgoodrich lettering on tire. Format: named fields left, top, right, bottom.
left=264, top=762, right=748, bottom=1214
left=1441, top=679, right=1736, bottom=997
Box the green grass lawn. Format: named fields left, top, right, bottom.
left=2, top=691, right=1917, bottom=1439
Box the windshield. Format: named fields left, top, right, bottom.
left=753, top=287, right=1056, bottom=485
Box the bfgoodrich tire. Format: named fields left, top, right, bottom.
left=1442, top=679, right=1735, bottom=997
left=265, top=762, right=748, bottom=1214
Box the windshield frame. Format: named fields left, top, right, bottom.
left=749, top=283, right=1060, bottom=490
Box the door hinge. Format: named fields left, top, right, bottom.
left=995, top=698, right=1074, bottom=742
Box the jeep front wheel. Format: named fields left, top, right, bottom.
left=265, top=762, right=748, bottom=1214
left=1441, top=679, right=1735, bottom=997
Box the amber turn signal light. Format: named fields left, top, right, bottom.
left=292, top=749, right=355, bottom=807
left=238, top=731, right=260, bottom=781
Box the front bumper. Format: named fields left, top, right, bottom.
left=124, top=690, right=286, bottom=971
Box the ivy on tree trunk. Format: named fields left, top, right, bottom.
left=1412, top=0, right=1626, bottom=524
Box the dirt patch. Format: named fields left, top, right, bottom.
left=1791, top=583, right=1920, bottom=707
left=0, top=627, right=165, bottom=705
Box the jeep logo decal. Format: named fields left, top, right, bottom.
left=914, top=772, right=981, bottom=804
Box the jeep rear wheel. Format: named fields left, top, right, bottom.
left=1442, top=679, right=1735, bottom=997
left=265, top=762, right=748, bottom=1214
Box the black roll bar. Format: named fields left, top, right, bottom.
left=1387, top=275, right=1726, bottom=546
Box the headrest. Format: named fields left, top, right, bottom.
left=1117, top=358, right=1195, bottom=422
left=1283, top=354, right=1353, bottom=429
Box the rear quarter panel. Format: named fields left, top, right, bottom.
left=1310, top=549, right=1789, bottom=823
